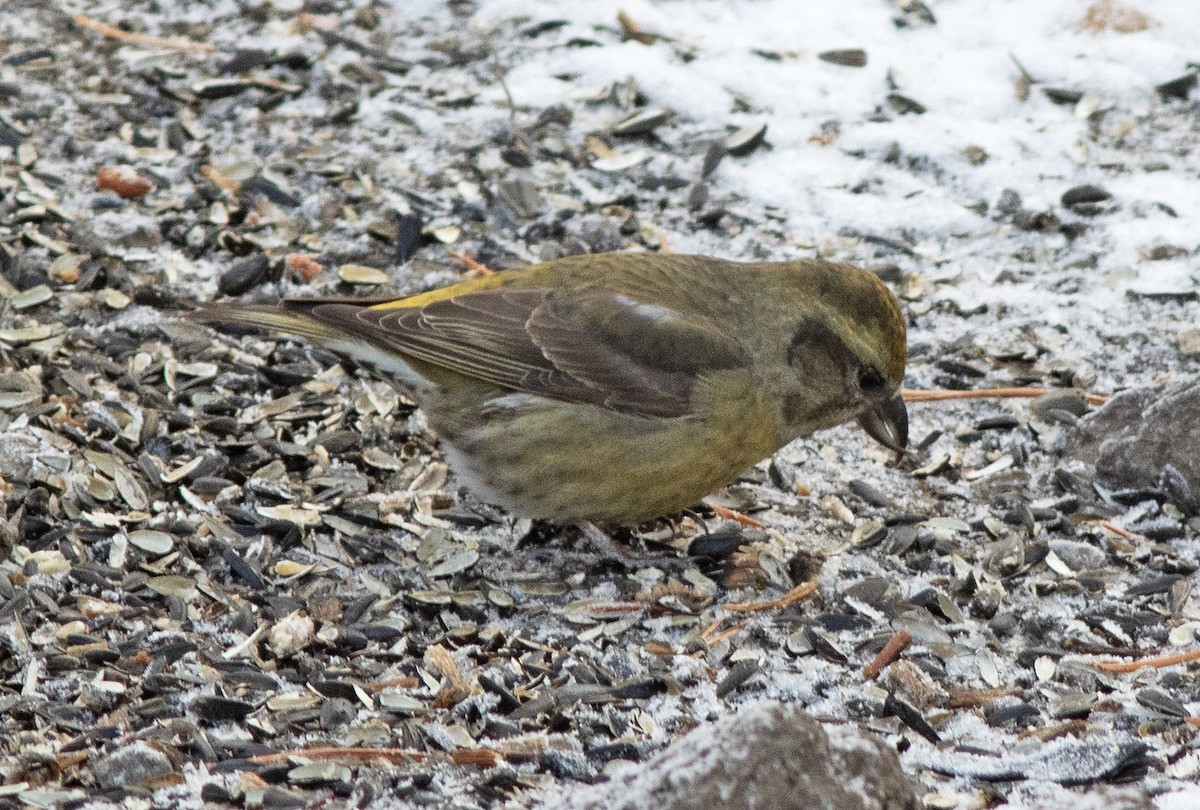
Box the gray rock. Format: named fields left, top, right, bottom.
left=1065, top=376, right=1200, bottom=497
left=566, top=702, right=916, bottom=810
left=1049, top=540, right=1107, bottom=572
left=93, top=742, right=174, bottom=789
left=1041, top=786, right=1153, bottom=810
left=915, top=734, right=1148, bottom=786
left=0, top=430, right=39, bottom=480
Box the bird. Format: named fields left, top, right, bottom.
left=192, top=252, right=907, bottom=526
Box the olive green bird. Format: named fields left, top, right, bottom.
left=193, top=253, right=907, bottom=525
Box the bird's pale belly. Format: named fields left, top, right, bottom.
left=431, top=389, right=782, bottom=525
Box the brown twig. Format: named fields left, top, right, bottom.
left=862, top=630, right=913, bottom=679
left=1098, top=520, right=1139, bottom=540
left=54, top=751, right=88, bottom=774
left=249, top=747, right=429, bottom=765
left=1008, top=53, right=1039, bottom=85
left=451, top=749, right=504, bottom=767
left=488, top=44, right=532, bottom=155
left=643, top=640, right=676, bottom=657
left=1091, top=649, right=1200, bottom=673
left=73, top=13, right=216, bottom=52
left=705, top=622, right=747, bottom=646
left=1018, top=718, right=1088, bottom=742
left=902, top=387, right=1108, bottom=406
left=943, top=686, right=1023, bottom=709
left=617, top=10, right=660, bottom=44
left=490, top=48, right=519, bottom=127
left=248, top=745, right=507, bottom=768
left=707, top=503, right=766, bottom=528
left=725, top=581, right=818, bottom=614
left=448, top=252, right=494, bottom=276
left=700, top=617, right=746, bottom=647
left=427, top=644, right=471, bottom=708
left=368, top=676, right=420, bottom=692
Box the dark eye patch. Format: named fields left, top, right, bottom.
left=787, top=318, right=856, bottom=372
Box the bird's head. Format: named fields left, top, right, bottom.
left=766, top=261, right=908, bottom=453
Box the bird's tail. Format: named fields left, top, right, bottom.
left=190, top=299, right=351, bottom=343
left=190, top=299, right=434, bottom=391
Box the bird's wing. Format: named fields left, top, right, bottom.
left=303, top=287, right=749, bottom=418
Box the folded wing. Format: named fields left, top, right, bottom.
left=302, top=287, right=749, bottom=419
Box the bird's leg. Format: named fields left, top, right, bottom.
left=578, top=522, right=692, bottom=570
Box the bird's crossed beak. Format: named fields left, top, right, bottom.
left=857, top=394, right=909, bottom=455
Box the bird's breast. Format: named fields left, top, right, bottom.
left=428, top=376, right=782, bottom=524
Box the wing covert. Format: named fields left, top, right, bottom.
left=304, top=287, right=749, bottom=418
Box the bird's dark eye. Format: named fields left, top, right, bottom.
left=858, top=365, right=886, bottom=394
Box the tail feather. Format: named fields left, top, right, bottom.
left=190, top=299, right=433, bottom=392
left=190, top=300, right=345, bottom=343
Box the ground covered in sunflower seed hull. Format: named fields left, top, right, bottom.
left=1, top=0, right=1199, bottom=808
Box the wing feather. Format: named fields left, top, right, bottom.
left=302, top=287, right=748, bottom=418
